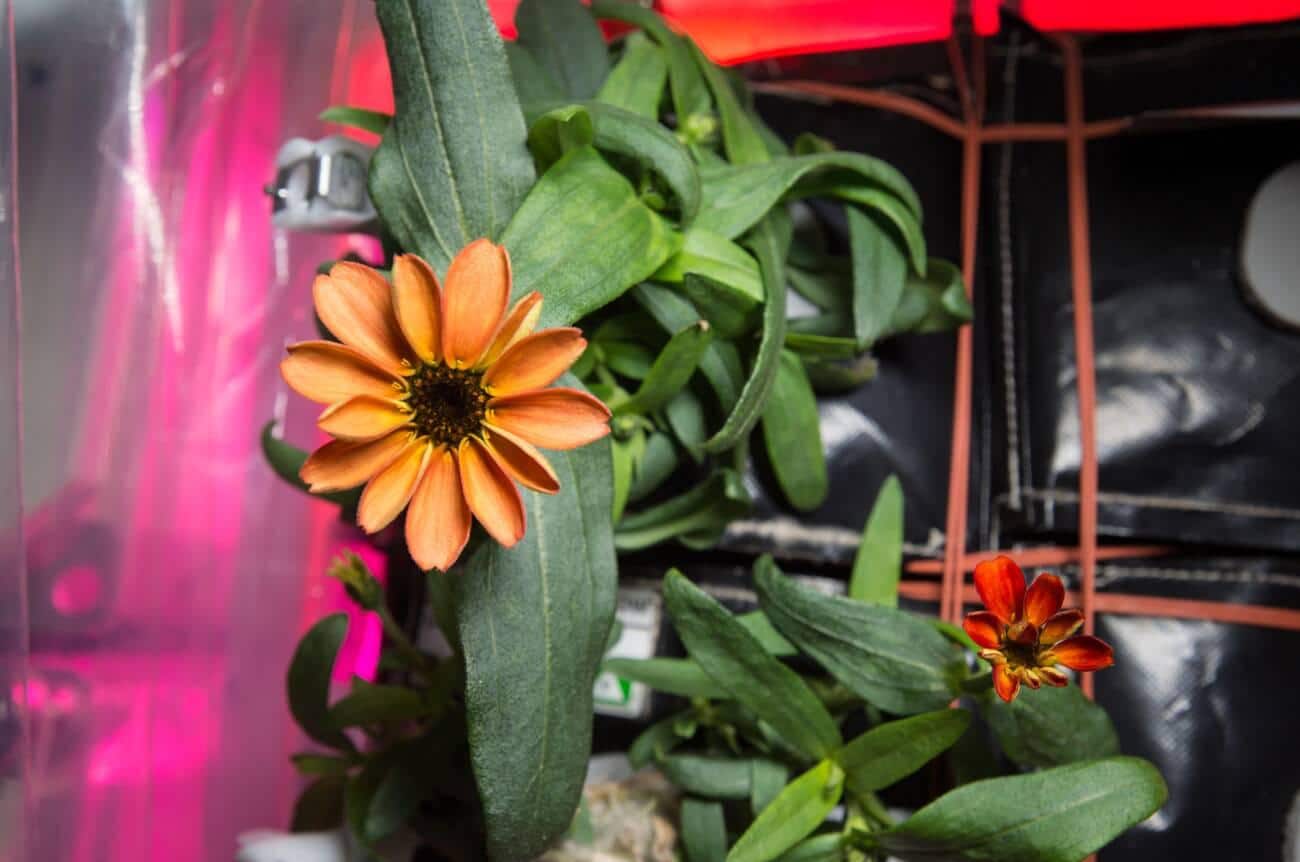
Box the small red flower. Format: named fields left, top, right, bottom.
left=963, top=555, right=1114, bottom=702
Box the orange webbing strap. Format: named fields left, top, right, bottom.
left=939, top=35, right=984, bottom=626
left=1056, top=34, right=1100, bottom=698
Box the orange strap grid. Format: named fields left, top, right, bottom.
left=761, top=38, right=1300, bottom=640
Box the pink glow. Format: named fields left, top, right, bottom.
left=50, top=565, right=104, bottom=616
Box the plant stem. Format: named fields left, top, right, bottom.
left=960, top=671, right=994, bottom=694
left=377, top=604, right=437, bottom=675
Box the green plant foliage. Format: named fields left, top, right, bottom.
left=981, top=684, right=1121, bottom=769
left=848, top=475, right=904, bottom=606
left=450, top=439, right=617, bottom=860
left=596, top=32, right=667, bottom=119
left=502, top=146, right=681, bottom=328
left=727, top=759, right=845, bottom=862
left=287, top=614, right=355, bottom=753
left=835, top=709, right=971, bottom=795
left=755, top=556, right=963, bottom=714
left=514, top=0, right=609, bottom=100
left=761, top=349, right=828, bottom=512
left=868, top=758, right=1168, bottom=862
left=370, top=0, right=535, bottom=273
left=663, top=570, right=842, bottom=760
left=681, top=797, right=729, bottom=862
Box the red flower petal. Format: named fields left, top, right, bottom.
left=1007, top=620, right=1039, bottom=646
left=1047, top=635, right=1115, bottom=672
left=1024, top=573, right=1065, bottom=627
left=993, top=664, right=1021, bottom=702
left=1039, top=608, right=1085, bottom=646
left=973, top=555, right=1026, bottom=623
left=963, top=611, right=1006, bottom=649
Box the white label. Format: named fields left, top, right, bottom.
left=593, top=586, right=662, bottom=719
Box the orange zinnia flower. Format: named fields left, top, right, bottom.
left=963, top=555, right=1115, bottom=702
left=280, top=239, right=610, bottom=572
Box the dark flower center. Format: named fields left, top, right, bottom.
left=1000, top=640, right=1040, bottom=669
left=405, top=363, right=489, bottom=445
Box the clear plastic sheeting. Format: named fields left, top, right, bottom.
left=5, top=1, right=390, bottom=859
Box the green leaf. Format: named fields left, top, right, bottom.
left=836, top=188, right=925, bottom=276
left=696, top=154, right=921, bottom=241
left=661, top=754, right=755, bottom=799
left=750, top=759, right=790, bottom=815
left=584, top=101, right=702, bottom=226
left=502, top=146, right=681, bottom=328
left=319, top=105, right=391, bottom=136
left=761, top=350, right=828, bottom=512
left=452, top=439, right=618, bottom=860
left=848, top=475, right=903, bottom=606
left=291, top=753, right=355, bottom=776
left=616, top=321, right=713, bottom=415
left=736, top=610, right=797, bottom=657
left=515, top=0, right=610, bottom=100
left=611, top=431, right=641, bottom=522
left=773, top=834, right=844, bottom=862
left=871, top=757, right=1168, bottom=862
left=633, top=283, right=744, bottom=413
left=835, top=709, right=970, bottom=796
left=287, top=614, right=354, bottom=752
left=654, top=228, right=764, bottom=301
left=848, top=206, right=908, bottom=348
left=666, top=387, right=709, bottom=456
left=755, top=557, right=960, bottom=715
left=328, top=680, right=431, bottom=728
left=802, top=354, right=878, bottom=394
left=663, top=570, right=842, bottom=760
left=603, top=656, right=723, bottom=699
left=683, top=273, right=763, bottom=338
left=506, top=43, right=564, bottom=119
left=527, top=104, right=595, bottom=170
left=362, top=736, right=442, bottom=842
left=981, top=684, right=1121, bottom=769
left=629, top=431, right=679, bottom=502
left=681, top=797, right=729, bottom=862
left=590, top=0, right=711, bottom=127
left=615, top=469, right=750, bottom=551
left=702, top=213, right=789, bottom=454
left=370, top=0, right=534, bottom=273
left=260, top=422, right=359, bottom=508
left=886, top=259, right=971, bottom=337
left=596, top=31, right=666, bottom=119
left=728, top=759, right=845, bottom=862
left=291, top=775, right=346, bottom=832
left=785, top=330, right=859, bottom=360
left=788, top=261, right=850, bottom=313
left=690, top=40, right=767, bottom=166
left=628, top=711, right=694, bottom=769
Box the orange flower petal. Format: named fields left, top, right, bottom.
left=317, top=395, right=411, bottom=441
left=357, top=439, right=431, bottom=533
left=993, top=663, right=1021, bottom=702
left=458, top=437, right=526, bottom=547
left=1037, top=666, right=1070, bottom=687
left=1039, top=608, right=1085, bottom=646
left=1024, top=573, right=1065, bottom=627
left=963, top=611, right=1006, bottom=649
left=973, top=555, right=1026, bottom=623
left=314, top=264, right=410, bottom=375
left=442, top=239, right=511, bottom=368
left=405, top=445, right=471, bottom=572
left=479, top=291, right=543, bottom=367
left=487, top=388, right=611, bottom=450
left=391, top=255, right=442, bottom=363
left=1046, top=635, right=1115, bottom=672
left=281, top=341, right=403, bottom=404
left=482, top=423, right=560, bottom=494
left=300, top=432, right=412, bottom=493
left=482, top=327, right=587, bottom=396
